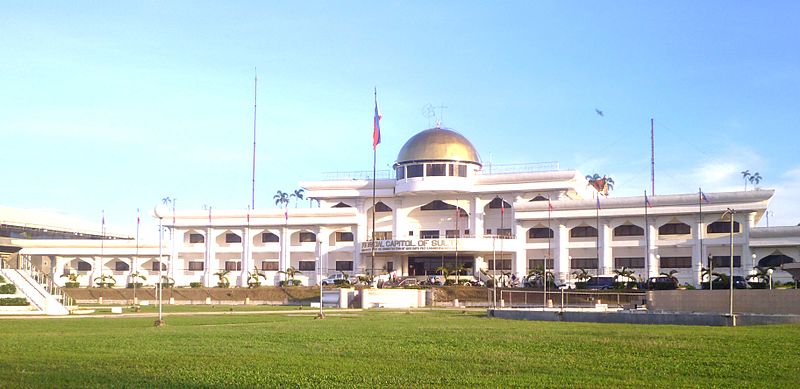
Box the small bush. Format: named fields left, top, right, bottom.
left=189, top=282, right=203, bottom=288
left=0, top=297, right=29, bottom=306
left=0, top=275, right=5, bottom=283
left=64, top=282, right=80, bottom=288
left=0, top=284, right=16, bottom=294
left=126, top=283, right=144, bottom=289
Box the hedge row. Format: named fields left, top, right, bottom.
left=0, top=298, right=29, bottom=306
left=0, top=284, right=17, bottom=294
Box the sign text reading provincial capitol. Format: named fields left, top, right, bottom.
left=360, top=239, right=459, bottom=253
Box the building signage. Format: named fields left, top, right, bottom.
left=360, top=239, right=459, bottom=253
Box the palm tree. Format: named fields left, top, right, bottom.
left=247, top=267, right=266, bottom=287
left=93, top=274, right=116, bottom=288
left=277, top=266, right=302, bottom=286
left=273, top=190, right=290, bottom=208
left=214, top=270, right=231, bottom=288
left=748, top=172, right=762, bottom=190
left=436, top=266, right=450, bottom=284
left=572, top=268, right=591, bottom=282
left=526, top=266, right=554, bottom=288
left=291, top=189, right=305, bottom=208
left=586, top=174, right=614, bottom=197
left=613, top=267, right=636, bottom=287
left=741, top=170, right=751, bottom=191
left=659, top=269, right=679, bottom=286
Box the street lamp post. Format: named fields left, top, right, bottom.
left=153, top=204, right=168, bottom=327
left=723, top=208, right=735, bottom=319
left=767, top=268, right=773, bottom=290
left=317, top=240, right=325, bottom=319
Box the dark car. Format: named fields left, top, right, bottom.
left=701, top=276, right=749, bottom=289
left=585, top=276, right=615, bottom=290
left=644, top=276, right=678, bottom=290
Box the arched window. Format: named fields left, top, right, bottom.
left=488, top=198, right=512, bottom=209
left=528, top=227, right=553, bottom=239
left=421, top=200, right=456, bottom=211
left=707, top=221, right=740, bottom=233
left=570, top=226, right=598, bottom=238
left=261, top=232, right=279, bottom=243
left=530, top=195, right=549, bottom=202
left=758, top=254, right=794, bottom=268
left=332, top=202, right=352, bottom=208
left=614, top=224, right=644, bottom=237
left=659, top=223, right=691, bottom=235
left=375, top=202, right=392, bottom=212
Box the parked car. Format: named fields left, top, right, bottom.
left=585, top=276, right=616, bottom=290
left=643, top=276, right=678, bottom=290
left=321, top=273, right=354, bottom=286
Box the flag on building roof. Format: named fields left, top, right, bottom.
left=700, top=191, right=710, bottom=203
left=548, top=200, right=554, bottom=211
left=136, top=208, right=140, bottom=225
left=373, top=88, right=381, bottom=150
left=645, top=193, right=653, bottom=208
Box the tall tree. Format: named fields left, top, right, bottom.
left=586, top=174, right=614, bottom=197
left=748, top=172, right=762, bottom=190
left=741, top=170, right=751, bottom=191
left=273, top=190, right=290, bottom=209
left=291, top=189, right=305, bottom=208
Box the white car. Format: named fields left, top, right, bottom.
left=321, top=273, right=354, bottom=286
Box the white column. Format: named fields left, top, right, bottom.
left=600, top=222, right=613, bottom=274
left=741, top=212, right=754, bottom=277
left=204, top=228, right=215, bottom=287
left=169, top=227, right=176, bottom=283
left=240, top=227, right=251, bottom=287
left=318, top=228, right=329, bottom=282
left=91, top=256, right=102, bottom=286
left=647, top=225, right=658, bottom=278
left=280, top=226, right=291, bottom=271
left=692, top=220, right=703, bottom=287
left=556, top=223, right=570, bottom=282
left=514, top=223, right=526, bottom=281
left=473, top=197, right=485, bottom=238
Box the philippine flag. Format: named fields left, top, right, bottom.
left=701, top=191, right=710, bottom=203
left=373, top=96, right=381, bottom=150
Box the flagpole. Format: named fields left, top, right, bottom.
left=371, top=87, right=379, bottom=278
left=251, top=68, right=258, bottom=210
left=455, top=199, right=459, bottom=284
left=644, top=191, right=649, bottom=279
left=699, top=187, right=704, bottom=289
left=134, top=208, right=139, bottom=308
left=546, top=199, right=552, bottom=308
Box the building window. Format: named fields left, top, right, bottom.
left=464, top=229, right=470, bottom=236
left=614, top=257, right=645, bottom=268
left=261, top=261, right=279, bottom=271
left=488, top=197, right=511, bottom=209
left=188, top=261, right=204, bottom=271
left=528, top=227, right=553, bottom=239
left=486, top=228, right=492, bottom=235
left=151, top=261, right=167, bottom=271
left=298, top=261, right=315, bottom=271
left=614, top=224, right=644, bottom=237
left=571, top=258, right=598, bottom=269
left=387, top=261, right=394, bottom=272
left=528, top=258, right=555, bottom=269
left=225, top=233, right=242, bottom=243
left=707, top=221, right=740, bottom=234
left=407, top=164, right=423, bottom=178
left=76, top=261, right=92, bottom=271
left=420, top=230, right=439, bottom=239
left=420, top=200, right=456, bottom=211
left=332, top=202, right=351, bottom=208
left=426, top=163, right=447, bottom=176
left=446, top=230, right=460, bottom=238
left=660, top=257, right=692, bottom=268
left=497, top=228, right=513, bottom=238
left=487, top=260, right=512, bottom=271
left=335, top=232, right=354, bottom=242
left=261, top=232, right=279, bottom=243
left=225, top=261, right=242, bottom=271
left=299, top=232, right=316, bottom=242
left=530, top=195, right=549, bottom=201
left=408, top=231, right=414, bottom=236
left=374, top=231, right=392, bottom=240
left=570, top=226, right=598, bottom=238
left=189, top=233, right=205, bottom=244
left=375, top=202, right=392, bottom=212
left=457, top=165, right=467, bottom=177
left=335, top=261, right=354, bottom=271
left=710, top=256, right=741, bottom=267
left=659, top=223, right=691, bottom=235
left=115, top=261, right=130, bottom=271
left=396, top=167, right=405, bottom=180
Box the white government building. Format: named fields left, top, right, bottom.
left=3, top=126, right=800, bottom=289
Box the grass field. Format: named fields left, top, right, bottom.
left=1, top=310, right=798, bottom=388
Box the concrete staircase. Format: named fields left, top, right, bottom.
left=0, top=255, right=71, bottom=315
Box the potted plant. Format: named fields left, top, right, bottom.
left=61, top=272, right=81, bottom=288
left=94, top=274, right=116, bottom=288
left=572, top=268, right=591, bottom=289
left=247, top=267, right=266, bottom=288
left=277, top=266, right=302, bottom=286
left=214, top=270, right=231, bottom=288
left=160, top=275, right=175, bottom=288
left=127, top=272, right=146, bottom=288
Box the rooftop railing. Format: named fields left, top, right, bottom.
left=318, top=162, right=561, bottom=181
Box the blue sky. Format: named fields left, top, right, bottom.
left=2, top=1, right=798, bottom=235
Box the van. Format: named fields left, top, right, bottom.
left=585, top=276, right=616, bottom=290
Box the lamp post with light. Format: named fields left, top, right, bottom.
left=767, top=268, right=773, bottom=290
left=153, top=203, right=168, bottom=327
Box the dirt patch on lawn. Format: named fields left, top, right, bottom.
left=65, top=286, right=320, bottom=303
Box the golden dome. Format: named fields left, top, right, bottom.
left=395, top=127, right=481, bottom=166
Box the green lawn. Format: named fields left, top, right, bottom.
left=0, top=310, right=798, bottom=388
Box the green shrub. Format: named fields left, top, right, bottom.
left=0, top=297, right=29, bottom=306
left=126, top=283, right=144, bottom=289
left=0, top=284, right=16, bottom=294
left=0, top=275, right=5, bottom=283
left=64, top=282, right=80, bottom=288
left=189, top=282, right=203, bottom=288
